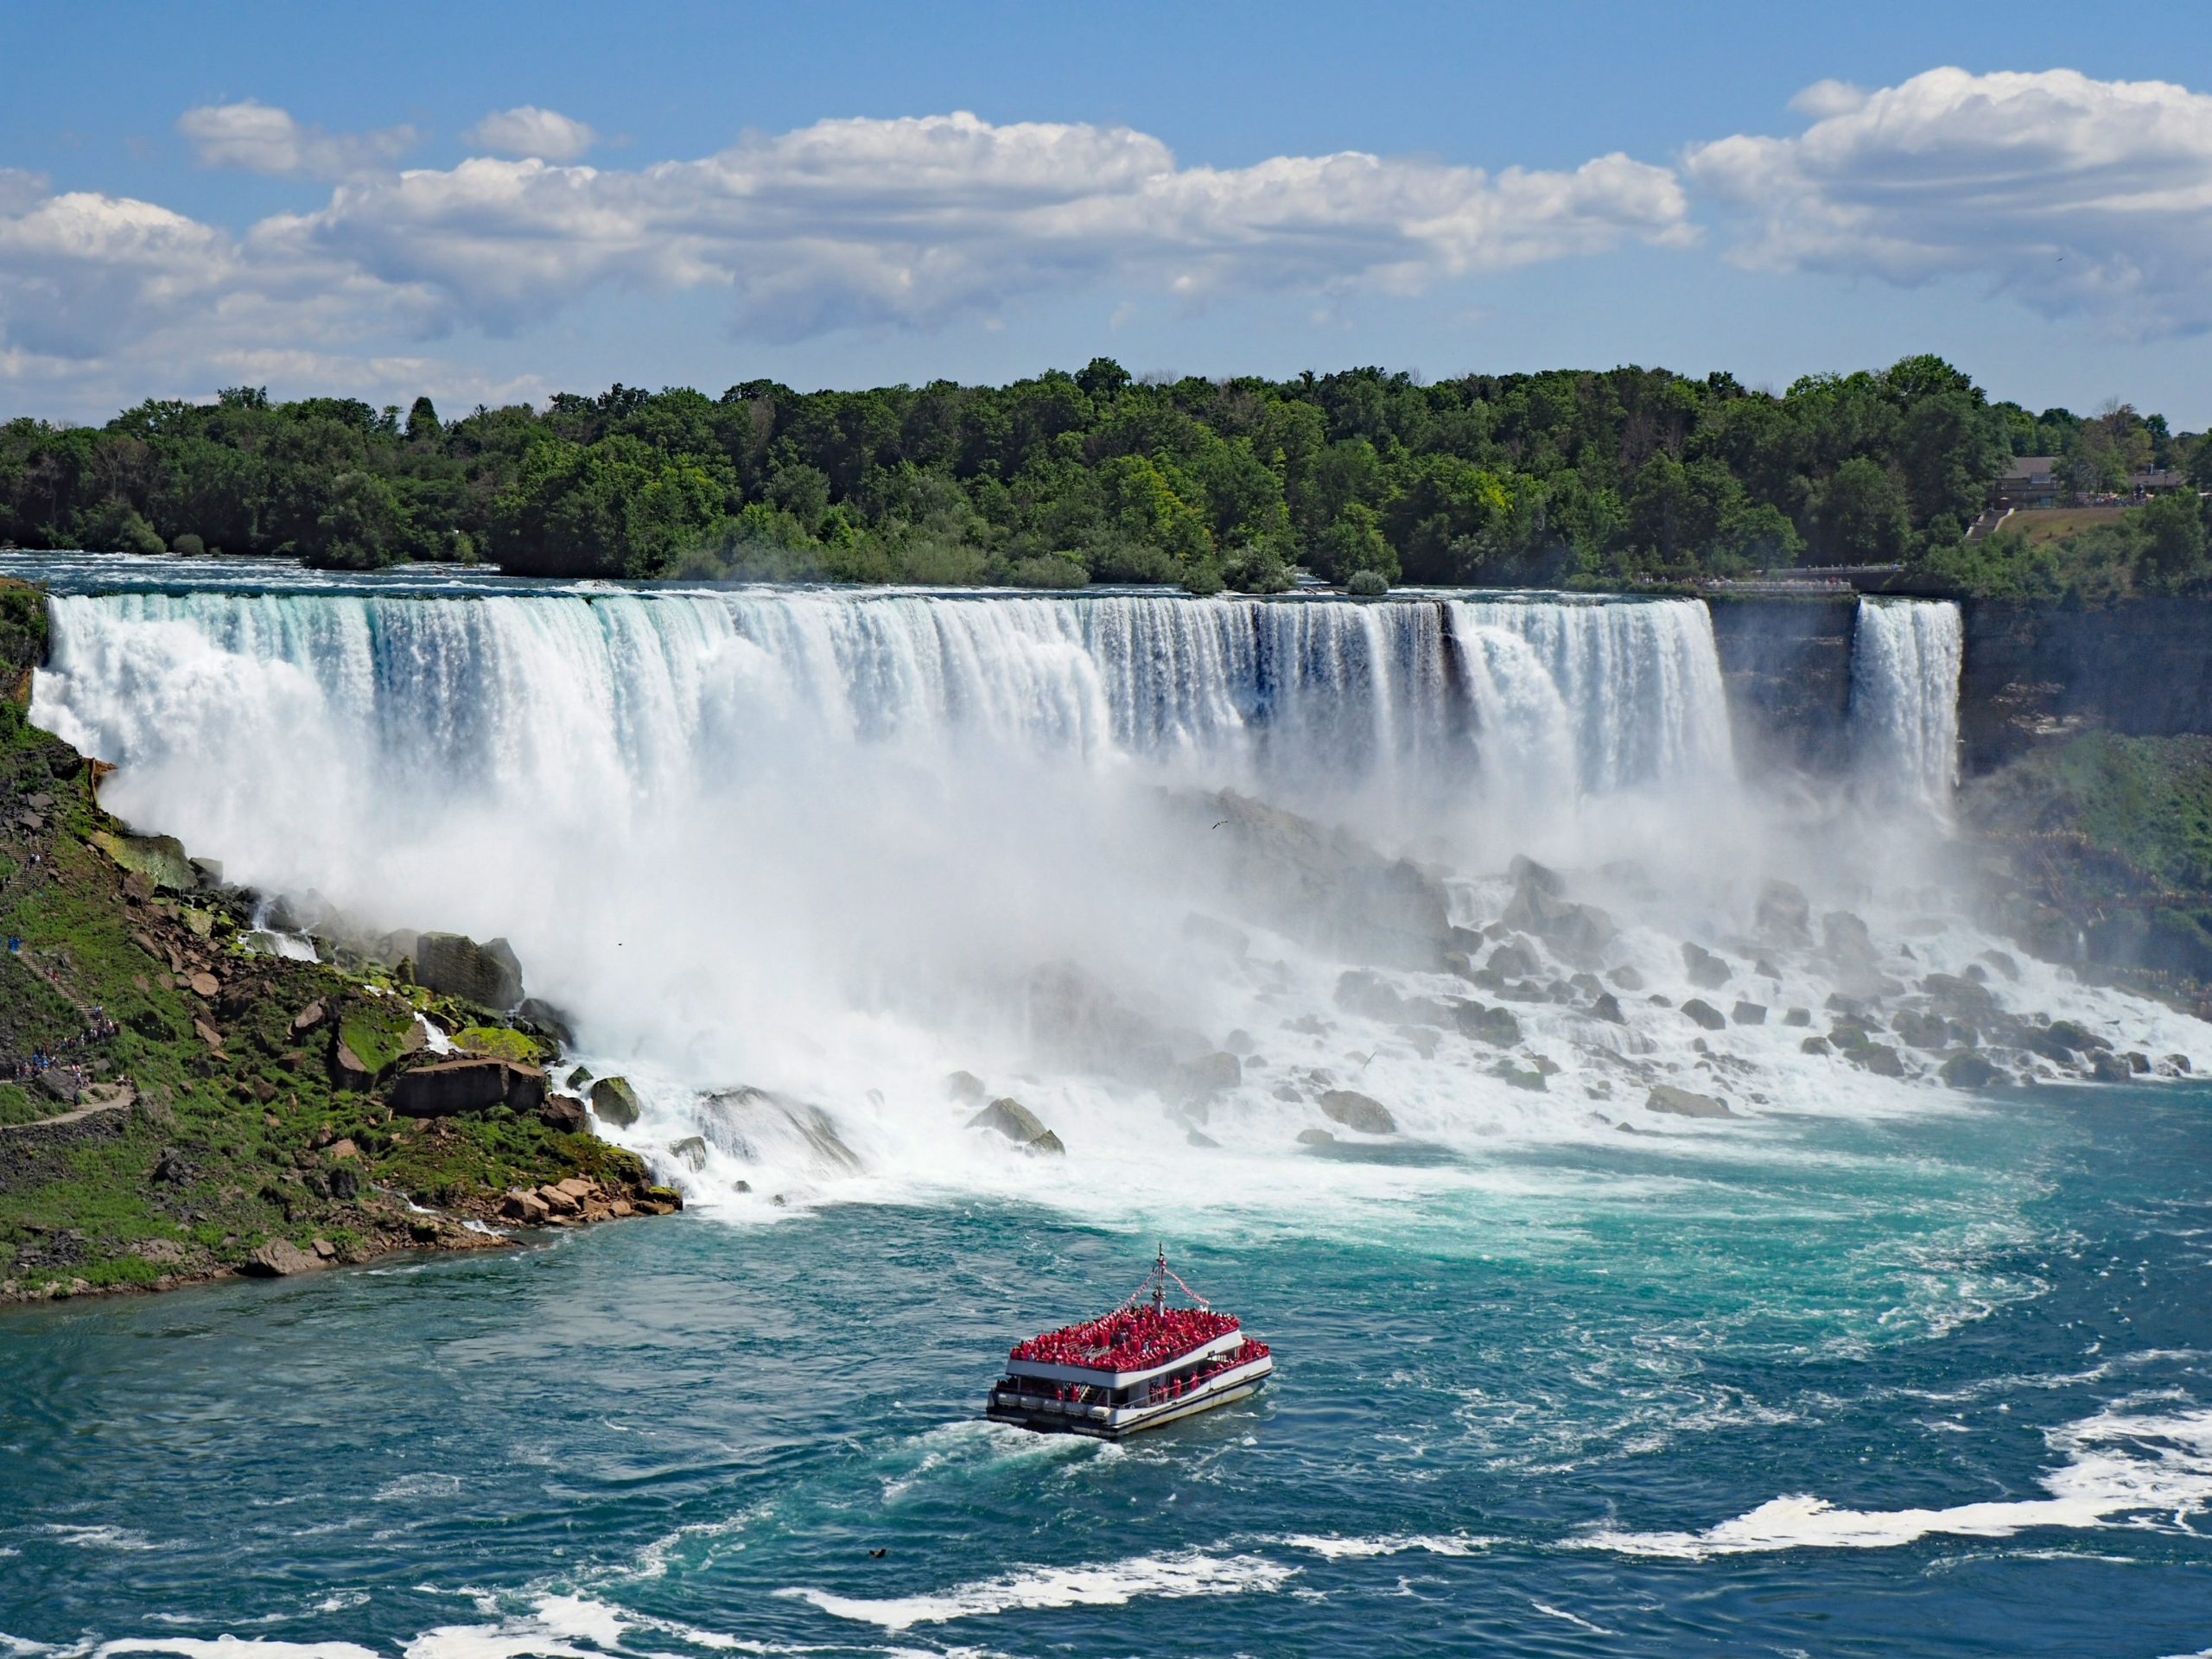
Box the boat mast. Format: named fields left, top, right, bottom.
left=1152, top=1241, right=1166, bottom=1315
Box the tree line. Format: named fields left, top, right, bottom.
left=3, top=356, right=2206, bottom=597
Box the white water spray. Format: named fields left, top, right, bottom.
left=28, top=582, right=2197, bottom=1216
left=1849, top=598, right=1963, bottom=813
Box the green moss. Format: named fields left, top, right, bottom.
left=334, top=995, right=417, bottom=1078
left=451, top=1025, right=548, bottom=1065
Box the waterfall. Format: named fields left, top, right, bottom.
left=24, top=571, right=2204, bottom=1206
left=1848, top=598, right=1963, bottom=811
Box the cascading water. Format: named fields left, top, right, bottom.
left=1848, top=597, right=1964, bottom=812
left=24, top=575, right=2196, bottom=1216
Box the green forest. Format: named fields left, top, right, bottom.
left=3, top=355, right=2207, bottom=598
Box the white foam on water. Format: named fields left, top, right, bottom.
left=1274, top=1533, right=1495, bottom=1560
left=1584, top=1403, right=2212, bottom=1558
left=776, top=1548, right=1296, bottom=1632
left=97, top=1644, right=379, bottom=1659
left=401, top=1593, right=625, bottom=1659
left=42, top=1526, right=162, bottom=1552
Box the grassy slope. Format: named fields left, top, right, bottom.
left=1963, top=730, right=2212, bottom=995
left=0, top=579, right=671, bottom=1300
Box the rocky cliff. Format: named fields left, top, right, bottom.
left=0, top=580, right=674, bottom=1303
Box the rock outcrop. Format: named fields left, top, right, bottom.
left=390, top=1058, right=546, bottom=1119
left=968, top=1096, right=1065, bottom=1154
left=414, top=932, right=524, bottom=1010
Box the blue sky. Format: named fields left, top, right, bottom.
left=4, top=0, right=2210, bottom=424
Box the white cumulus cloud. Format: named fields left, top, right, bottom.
left=465, top=105, right=599, bottom=162
left=1689, top=67, right=2212, bottom=336
left=278, top=110, right=1693, bottom=340
left=177, top=99, right=418, bottom=179
left=3, top=107, right=1690, bottom=414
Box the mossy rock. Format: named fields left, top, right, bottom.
left=90, top=831, right=194, bottom=893
left=452, top=1025, right=548, bottom=1065
left=334, top=995, right=419, bottom=1079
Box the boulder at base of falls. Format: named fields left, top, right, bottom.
left=538, top=1092, right=587, bottom=1133
left=944, top=1070, right=988, bottom=1105
left=968, top=1096, right=1065, bottom=1155
left=414, top=932, right=524, bottom=1010
left=589, top=1077, right=640, bottom=1128
left=668, top=1135, right=709, bottom=1173
left=1940, top=1051, right=2001, bottom=1088
left=91, top=830, right=195, bottom=893
left=1680, top=998, right=1727, bottom=1032
left=1188, top=788, right=1452, bottom=969
left=514, top=997, right=575, bottom=1046
left=1821, top=911, right=1879, bottom=969
left=701, top=1086, right=864, bottom=1170
left=1452, top=1000, right=1522, bottom=1047
left=1174, top=1051, right=1243, bottom=1099
left=1319, top=1089, right=1396, bottom=1135
left=1647, top=1084, right=1738, bottom=1120
left=1296, top=1128, right=1337, bottom=1147
left=1681, top=944, right=1732, bottom=990
left=1783, top=1007, right=1812, bottom=1027
left=1755, top=880, right=1813, bottom=945
left=1591, top=992, right=1626, bottom=1025
left=390, top=1058, right=546, bottom=1118
left=1502, top=876, right=1616, bottom=964
left=1732, top=1001, right=1767, bottom=1026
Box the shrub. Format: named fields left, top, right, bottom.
left=1347, top=569, right=1390, bottom=596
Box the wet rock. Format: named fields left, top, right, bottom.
left=1319, top=1090, right=1396, bottom=1135
left=1610, top=965, right=1646, bottom=991
left=968, top=1096, right=1065, bottom=1154
left=1852, top=1044, right=1906, bottom=1077
left=668, top=1135, right=709, bottom=1173
left=1800, top=1034, right=1832, bottom=1055
left=1821, top=911, right=1878, bottom=969
left=1647, top=1084, right=1736, bottom=1120
left=1492, top=1061, right=1548, bottom=1093
left=414, top=932, right=524, bottom=1010
left=538, top=1093, right=587, bottom=1134
left=944, top=1070, right=988, bottom=1105
left=1681, top=943, right=1732, bottom=989
left=1185, top=1129, right=1221, bottom=1149
left=1507, top=854, right=1562, bottom=894
left=1940, top=1051, right=1999, bottom=1088
left=1486, top=939, right=1541, bottom=982
left=1591, top=992, right=1626, bottom=1025
left=1782, top=1007, right=1812, bottom=1027
left=590, top=1077, right=640, bottom=1128
left=1753, top=958, right=1782, bottom=980
left=1755, top=879, right=1812, bottom=944
left=1731, top=1001, right=1767, bottom=1026
left=2088, top=1051, right=2133, bottom=1084
left=1502, top=879, right=1616, bottom=963
left=1175, top=1051, right=1243, bottom=1098
left=703, top=1087, right=864, bottom=1168
left=1452, top=1001, right=1522, bottom=1047
left=515, top=998, right=575, bottom=1047
left=1980, top=950, right=2021, bottom=982
left=242, top=1238, right=324, bottom=1277
left=2126, top=1052, right=2151, bottom=1074
left=391, top=1058, right=546, bottom=1118
left=2162, top=1052, right=2194, bottom=1076
left=1336, top=969, right=1410, bottom=1021
left=1189, top=788, right=1452, bottom=969
left=1892, top=1010, right=1950, bottom=1052
left=1296, top=1128, right=1337, bottom=1147
left=1680, top=998, right=1726, bottom=1032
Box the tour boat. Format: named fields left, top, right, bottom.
left=985, top=1249, right=1274, bottom=1439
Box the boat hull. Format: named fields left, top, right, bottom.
left=986, top=1357, right=1272, bottom=1440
